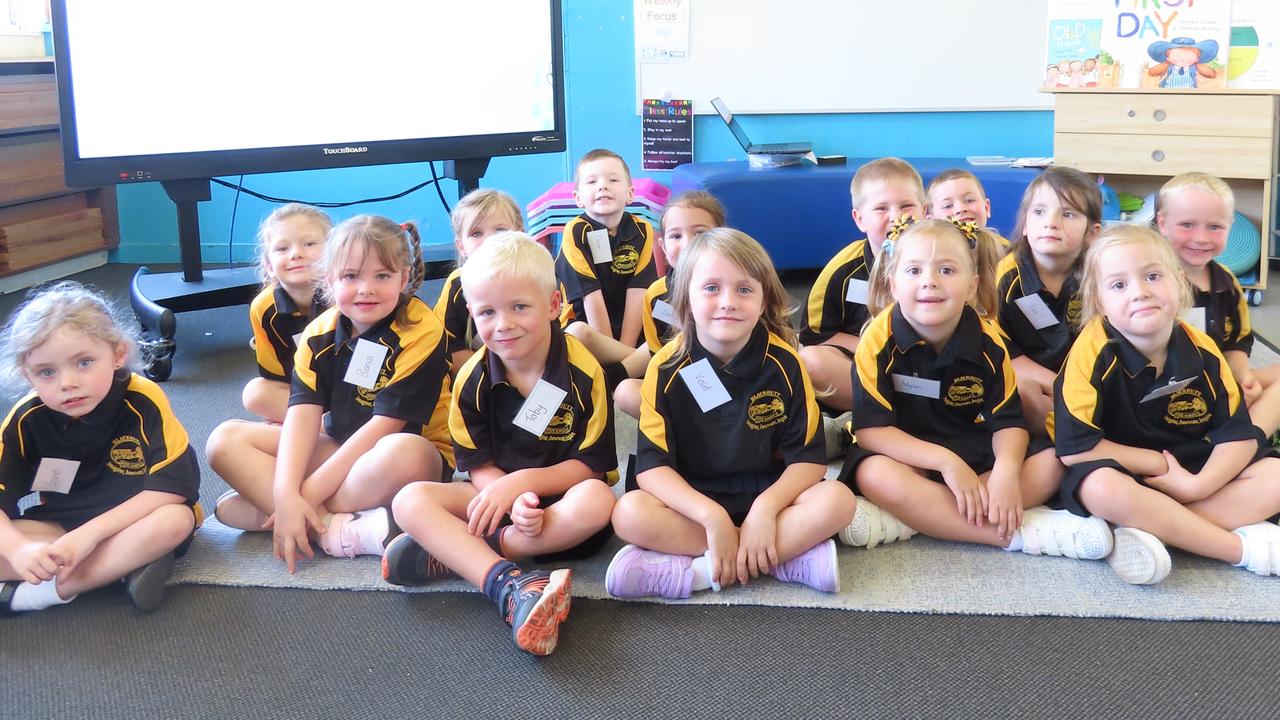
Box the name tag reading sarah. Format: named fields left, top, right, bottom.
left=1180, top=307, right=1207, bottom=333
left=586, top=229, right=613, bottom=264
left=651, top=299, right=676, bottom=325
left=845, top=279, right=869, bottom=305
left=512, top=380, right=569, bottom=437
left=679, top=358, right=732, bottom=412
left=32, top=458, right=80, bottom=494
left=1014, top=294, right=1060, bottom=330
left=343, top=339, right=389, bottom=390
left=1140, top=377, right=1195, bottom=403
left=891, top=374, right=942, bottom=399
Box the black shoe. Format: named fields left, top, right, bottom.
left=381, top=533, right=454, bottom=586
left=0, top=581, right=18, bottom=616
left=123, top=552, right=176, bottom=612
left=498, top=567, right=572, bottom=656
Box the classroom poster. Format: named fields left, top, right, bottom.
left=1100, top=0, right=1232, bottom=89
left=634, top=0, right=689, bottom=63
left=1044, top=0, right=1103, bottom=89
left=641, top=98, right=692, bottom=171
left=1228, top=0, right=1280, bottom=89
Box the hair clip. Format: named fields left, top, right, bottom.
left=399, top=222, right=410, bottom=232
left=887, top=214, right=916, bottom=243
left=948, top=217, right=980, bottom=249
left=881, top=238, right=894, bottom=258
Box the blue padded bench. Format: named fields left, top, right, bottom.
left=671, top=159, right=1044, bottom=270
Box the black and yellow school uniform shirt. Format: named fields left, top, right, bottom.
left=800, top=239, right=874, bottom=347
left=1187, top=260, right=1253, bottom=355
left=0, top=370, right=200, bottom=528
left=449, top=322, right=617, bottom=481
left=993, top=250, right=1083, bottom=371
left=434, top=267, right=476, bottom=359
left=250, top=284, right=326, bottom=381
left=290, top=296, right=454, bottom=466
left=636, top=325, right=825, bottom=496
left=640, top=273, right=675, bottom=353
left=851, top=304, right=1024, bottom=471
left=1053, top=316, right=1255, bottom=467
left=555, top=212, right=658, bottom=339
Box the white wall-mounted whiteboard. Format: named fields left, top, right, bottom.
left=636, top=0, right=1050, bottom=114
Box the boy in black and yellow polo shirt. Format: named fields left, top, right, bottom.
left=387, top=232, right=616, bottom=656
left=555, top=148, right=658, bottom=347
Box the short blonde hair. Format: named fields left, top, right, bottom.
left=850, top=157, right=925, bottom=209
left=926, top=168, right=986, bottom=200
left=1079, top=223, right=1192, bottom=328
left=451, top=189, right=524, bottom=247
left=865, top=218, right=1002, bottom=320
left=256, top=203, right=333, bottom=285
left=2, top=281, right=139, bottom=389
left=1156, top=172, right=1235, bottom=218
left=459, top=231, right=557, bottom=298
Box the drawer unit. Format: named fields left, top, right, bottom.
left=1055, top=93, right=1273, bottom=138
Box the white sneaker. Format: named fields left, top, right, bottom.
left=1108, top=527, right=1172, bottom=584
left=1234, top=522, right=1280, bottom=576
left=823, top=412, right=853, bottom=461
left=1014, top=507, right=1113, bottom=560
left=838, top=496, right=916, bottom=549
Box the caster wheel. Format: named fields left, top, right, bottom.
left=144, top=357, right=172, bottom=382
left=1248, top=289, right=1264, bottom=307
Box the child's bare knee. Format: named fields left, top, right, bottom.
left=204, top=420, right=245, bottom=469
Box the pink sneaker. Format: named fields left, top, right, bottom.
left=772, top=539, right=840, bottom=593
left=213, top=490, right=269, bottom=532
left=604, top=545, right=694, bottom=599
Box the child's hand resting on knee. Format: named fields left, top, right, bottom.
left=8, top=541, right=65, bottom=584
left=509, top=492, right=544, bottom=537
left=737, top=502, right=779, bottom=583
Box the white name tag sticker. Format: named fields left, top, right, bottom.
left=512, top=379, right=569, bottom=437
left=845, top=278, right=869, bottom=305
left=891, top=373, right=942, bottom=399
left=292, top=332, right=305, bottom=348
left=1181, top=307, right=1207, bottom=333
left=32, top=458, right=80, bottom=494
left=651, top=299, right=676, bottom=325
left=1014, top=294, right=1060, bottom=330
left=586, top=229, right=613, bottom=264
left=679, top=357, right=733, bottom=412
left=343, top=339, right=389, bottom=390
left=1140, top=376, right=1195, bottom=403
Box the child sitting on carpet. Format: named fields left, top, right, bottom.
left=243, top=203, right=332, bottom=423
left=206, top=215, right=453, bottom=573
left=386, top=232, right=617, bottom=656
left=606, top=228, right=855, bottom=599
left=0, top=282, right=201, bottom=613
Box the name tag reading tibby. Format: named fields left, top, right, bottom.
left=343, top=339, right=389, bottom=390
left=586, top=229, right=613, bottom=264
left=845, top=278, right=869, bottom=305
left=512, top=379, right=569, bottom=437
left=1180, top=307, right=1207, bottom=333
left=32, top=458, right=80, bottom=494
left=1014, top=294, right=1060, bottom=330
left=1140, top=377, right=1195, bottom=403
left=651, top=299, right=676, bottom=325
left=679, top=357, right=732, bottom=412
left=891, top=374, right=942, bottom=399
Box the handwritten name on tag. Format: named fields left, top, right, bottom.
left=1140, top=377, right=1195, bottom=403
left=891, top=374, right=941, bottom=399
left=586, top=229, right=613, bottom=264
left=33, top=458, right=80, bottom=494
left=651, top=299, right=676, bottom=325
left=343, top=339, right=389, bottom=390
left=679, top=358, right=732, bottom=412
left=845, top=278, right=869, bottom=305
left=1014, top=294, right=1060, bottom=330
left=512, top=380, right=569, bottom=437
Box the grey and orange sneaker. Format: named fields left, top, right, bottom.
left=381, top=533, right=455, bottom=586
left=498, top=567, right=572, bottom=656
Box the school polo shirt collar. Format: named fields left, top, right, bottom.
left=688, top=323, right=769, bottom=376
left=273, top=285, right=325, bottom=317
left=1013, top=250, right=1079, bottom=301
left=888, top=304, right=984, bottom=366
left=333, top=300, right=402, bottom=348
left=1199, top=261, right=1234, bottom=301
left=485, top=321, right=571, bottom=389
left=1102, top=318, right=1204, bottom=381
left=582, top=210, right=641, bottom=242
left=62, top=367, right=130, bottom=428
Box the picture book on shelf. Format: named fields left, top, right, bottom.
left=1228, top=0, right=1280, bottom=89
left=1044, top=0, right=1103, bottom=89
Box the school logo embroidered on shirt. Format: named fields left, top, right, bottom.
left=1223, top=313, right=1233, bottom=341
left=1066, top=295, right=1083, bottom=326
left=944, top=375, right=985, bottom=408
left=611, top=246, right=640, bottom=275
left=1166, top=388, right=1209, bottom=426
left=355, top=367, right=391, bottom=408
left=540, top=403, right=576, bottom=442
left=108, top=435, right=146, bottom=476
left=746, top=390, right=787, bottom=430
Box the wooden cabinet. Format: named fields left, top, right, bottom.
left=1052, top=88, right=1278, bottom=292
left=0, top=59, right=117, bottom=280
